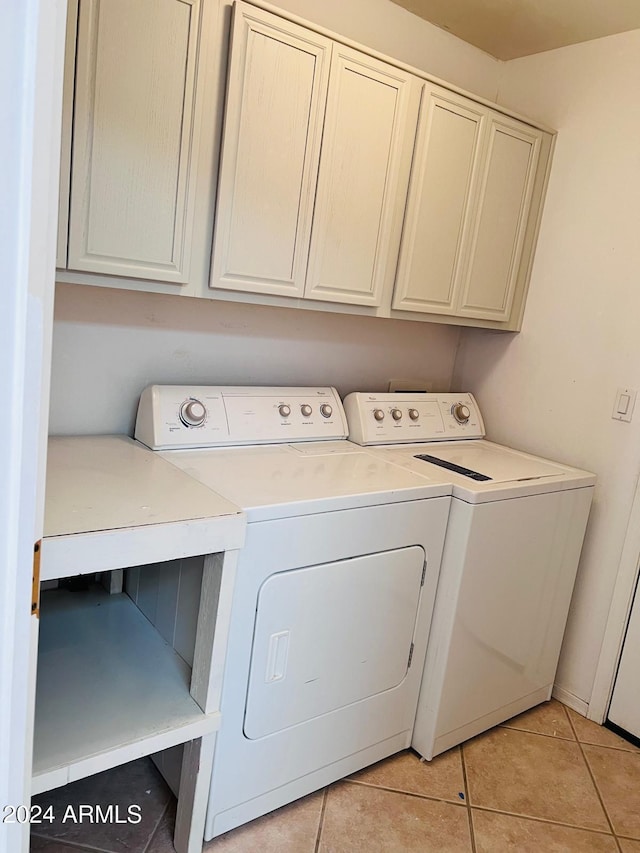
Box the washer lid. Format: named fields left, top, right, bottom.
left=369, top=440, right=595, bottom=502
left=413, top=443, right=566, bottom=483
left=159, top=441, right=451, bottom=521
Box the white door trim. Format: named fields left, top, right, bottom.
left=0, top=2, right=66, bottom=851
left=588, top=470, right=640, bottom=723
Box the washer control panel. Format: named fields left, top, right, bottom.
left=135, top=386, right=347, bottom=450
left=343, top=392, right=485, bottom=445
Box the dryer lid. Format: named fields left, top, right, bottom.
left=159, top=442, right=451, bottom=521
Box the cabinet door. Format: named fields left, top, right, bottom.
left=457, top=115, right=542, bottom=321
left=305, top=46, right=420, bottom=307
left=67, top=0, right=202, bottom=283
left=392, top=86, right=485, bottom=315
left=210, top=3, right=331, bottom=298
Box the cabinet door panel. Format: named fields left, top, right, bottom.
left=305, top=47, right=420, bottom=307
left=392, top=87, right=484, bottom=314
left=210, top=3, right=331, bottom=297
left=68, top=0, right=200, bottom=282
left=57, top=0, right=78, bottom=270
left=458, top=117, right=541, bottom=320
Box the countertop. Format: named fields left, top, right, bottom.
left=41, top=435, right=245, bottom=580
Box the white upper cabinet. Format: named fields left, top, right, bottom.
left=392, top=89, right=550, bottom=324
left=457, top=114, right=542, bottom=321
left=304, top=47, right=420, bottom=307
left=210, top=3, right=331, bottom=297
left=392, top=85, right=485, bottom=315
left=59, top=0, right=555, bottom=328
left=66, top=0, right=204, bottom=283
left=211, top=11, right=420, bottom=309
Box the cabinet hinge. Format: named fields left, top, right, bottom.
left=407, top=642, right=414, bottom=669
left=32, top=540, right=41, bottom=618
left=421, top=561, right=427, bottom=586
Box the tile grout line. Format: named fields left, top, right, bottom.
left=313, top=787, right=328, bottom=853
left=500, top=724, right=575, bottom=743
left=141, top=798, right=172, bottom=853
left=502, top=720, right=640, bottom=754
left=468, top=802, right=622, bottom=837
left=343, top=775, right=467, bottom=806
left=459, top=746, right=477, bottom=853
left=343, top=769, right=622, bottom=836
left=347, top=778, right=620, bottom=838
left=562, top=702, right=623, bottom=852
left=504, top=699, right=640, bottom=753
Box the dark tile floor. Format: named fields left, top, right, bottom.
left=31, top=700, right=640, bottom=852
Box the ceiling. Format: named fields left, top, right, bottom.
left=388, top=0, right=640, bottom=60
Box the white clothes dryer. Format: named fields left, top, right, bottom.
left=135, top=386, right=451, bottom=838
left=344, top=391, right=595, bottom=760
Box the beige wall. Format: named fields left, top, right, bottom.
left=453, top=29, right=640, bottom=709
left=50, top=283, right=460, bottom=435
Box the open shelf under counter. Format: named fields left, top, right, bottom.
left=33, top=586, right=220, bottom=796
left=37, top=434, right=245, bottom=851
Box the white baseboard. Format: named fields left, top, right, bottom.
left=552, top=684, right=589, bottom=717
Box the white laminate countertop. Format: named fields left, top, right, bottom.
left=41, top=435, right=245, bottom=580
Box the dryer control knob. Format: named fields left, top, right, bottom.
left=320, top=404, right=333, bottom=418
left=452, top=403, right=471, bottom=424
left=373, top=409, right=385, bottom=422
left=409, top=408, right=419, bottom=420
left=278, top=404, right=291, bottom=418
left=391, top=408, right=403, bottom=421
left=180, top=399, right=206, bottom=427
left=301, top=404, right=313, bottom=417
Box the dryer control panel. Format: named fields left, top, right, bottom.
left=135, top=386, right=348, bottom=450
left=344, top=392, right=485, bottom=445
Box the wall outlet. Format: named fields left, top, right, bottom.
left=388, top=379, right=433, bottom=393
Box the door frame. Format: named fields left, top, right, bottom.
left=589, top=470, right=640, bottom=723
left=0, top=1, right=66, bottom=851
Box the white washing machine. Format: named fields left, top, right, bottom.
left=135, top=385, right=451, bottom=838
left=344, top=391, right=595, bottom=760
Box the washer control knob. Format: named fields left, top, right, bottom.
left=373, top=409, right=385, bottom=422
left=391, top=408, right=403, bottom=421
left=180, top=399, right=206, bottom=427
left=452, top=403, right=471, bottom=424
left=320, top=404, right=333, bottom=418
left=301, top=404, right=313, bottom=417
left=278, top=404, right=291, bottom=418
left=408, top=408, right=419, bottom=421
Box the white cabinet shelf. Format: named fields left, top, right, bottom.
left=33, top=587, right=221, bottom=796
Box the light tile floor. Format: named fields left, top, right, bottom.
left=31, top=700, right=640, bottom=852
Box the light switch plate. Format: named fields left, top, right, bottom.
left=612, top=387, right=637, bottom=422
